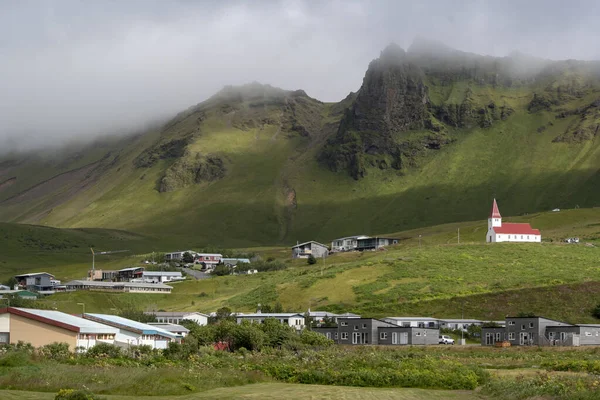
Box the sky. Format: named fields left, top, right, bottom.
left=1, top=0, right=600, bottom=152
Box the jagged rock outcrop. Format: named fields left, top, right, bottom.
left=159, top=153, right=226, bottom=192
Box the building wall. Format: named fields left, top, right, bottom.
left=481, top=327, right=507, bottom=346
left=183, top=314, right=208, bottom=326
left=578, top=327, right=600, bottom=345
left=8, top=313, right=77, bottom=348
left=494, top=233, right=541, bottom=243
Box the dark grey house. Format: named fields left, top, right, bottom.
left=14, top=272, right=58, bottom=294
left=291, top=241, right=329, bottom=259
left=481, top=326, right=507, bottom=346
left=378, top=326, right=439, bottom=345
left=336, top=318, right=395, bottom=345
left=506, top=316, right=572, bottom=346
left=356, top=237, right=399, bottom=251
left=482, top=316, right=585, bottom=346
left=312, top=327, right=339, bottom=343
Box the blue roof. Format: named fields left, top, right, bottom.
left=85, top=314, right=177, bottom=338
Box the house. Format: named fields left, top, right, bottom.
left=82, top=314, right=179, bottom=348
left=164, top=251, right=195, bottom=262
left=333, top=318, right=398, bottom=345
left=308, top=311, right=361, bottom=325
left=221, top=258, right=251, bottom=267
left=115, top=267, right=144, bottom=281
left=139, top=271, right=184, bottom=283
left=356, top=237, right=399, bottom=251
left=147, top=311, right=208, bottom=326
left=14, top=272, right=62, bottom=294
left=235, top=313, right=305, bottom=330
left=291, top=241, right=329, bottom=259
left=545, top=324, right=600, bottom=346
left=378, top=326, right=440, bottom=345
left=88, top=269, right=117, bottom=281
left=383, top=317, right=440, bottom=329
left=0, top=290, right=38, bottom=300
left=330, top=235, right=370, bottom=252
left=147, top=323, right=190, bottom=339
left=194, top=253, right=223, bottom=269
left=486, top=199, right=541, bottom=243
left=64, top=280, right=173, bottom=294
left=0, top=307, right=118, bottom=349
left=482, top=316, right=574, bottom=346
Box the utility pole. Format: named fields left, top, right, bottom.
left=418, top=235, right=422, bottom=248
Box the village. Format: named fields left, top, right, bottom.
left=2, top=199, right=599, bottom=349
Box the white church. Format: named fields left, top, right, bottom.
left=486, top=199, right=541, bottom=243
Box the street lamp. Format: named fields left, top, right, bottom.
left=77, top=302, right=85, bottom=316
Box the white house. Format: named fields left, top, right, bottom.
left=139, top=271, right=184, bottom=283
left=486, top=199, right=541, bottom=243
left=83, top=314, right=178, bottom=348
left=235, top=313, right=306, bottom=330
left=147, top=311, right=208, bottom=326
left=383, top=317, right=440, bottom=329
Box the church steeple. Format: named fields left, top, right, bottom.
left=488, top=198, right=502, bottom=230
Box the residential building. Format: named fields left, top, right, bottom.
left=383, top=317, right=440, bottom=329
left=83, top=314, right=178, bottom=348
left=335, top=318, right=397, bottom=345
left=115, top=267, right=144, bottom=281
left=356, top=237, right=399, bottom=251
left=164, top=251, right=195, bottom=261
left=147, top=323, right=190, bottom=339
left=486, top=199, right=542, bottom=243
left=14, top=272, right=63, bottom=294
left=0, top=290, right=38, bottom=300
left=194, top=254, right=223, bottom=269
left=330, top=235, right=370, bottom=252
left=0, top=307, right=118, bottom=349
left=235, top=313, right=305, bottom=330
left=546, top=325, right=600, bottom=346
left=139, top=271, right=184, bottom=283
left=378, top=326, right=440, bottom=345
left=221, top=258, right=251, bottom=267
left=291, top=241, right=329, bottom=259
left=308, top=311, right=361, bottom=325
left=147, top=311, right=208, bottom=326
left=64, top=280, right=172, bottom=294
left=482, top=316, right=577, bottom=346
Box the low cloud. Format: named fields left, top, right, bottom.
left=1, top=0, right=600, bottom=152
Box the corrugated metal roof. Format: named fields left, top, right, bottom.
left=237, top=313, right=304, bottom=318
left=147, top=311, right=208, bottom=318
left=65, top=280, right=172, bottom=289
left=85, top=314, right=177, bottom=338
left=13, top=308, right=119, bottom=334
left=291, top=241, right=328, bottom=249
left=142, top=271, right=182, bottom=277
left=147, top=323, right=190, bottom=333
left=14, top=272, right=55, bottom=278
left=118, top=267, right=144, bottom=272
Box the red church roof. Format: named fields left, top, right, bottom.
left=489, top=198, right=501, bottom=218
left=492, top=223, right=540, bottom=236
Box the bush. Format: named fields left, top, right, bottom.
left=85, top=343, right=123, bottom=359
left=299, top=330, right=334, bottom=347
left=592, top=303, right=600, bottom=319
left=39, top=342, right=71, bottom=361
left=307, top=255, right=317, bottom=265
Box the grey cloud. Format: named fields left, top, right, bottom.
left=1, top=0, right=600, bottom=152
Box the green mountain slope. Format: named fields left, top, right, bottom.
left=2, top=42, right=600, bottom=246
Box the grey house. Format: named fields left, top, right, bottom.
left=545, top=325, right=600, bottom=346
left=356, top=237, right=399, bottom=251
left=336, top=318, right=396, bottom=345
left=482, top=326, right=507, bottom=346
left=378, top=326, right=439, bottom=345
left=14, top=272, right=57, bottom=294
left=506, top=316, right=572, bottom=346
left=291, top=241, right=329, bottom=259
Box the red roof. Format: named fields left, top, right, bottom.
left=489, top=199, right=501, bottom=218
left=492, top=223, right=540, bottom=235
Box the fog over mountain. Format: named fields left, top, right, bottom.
left=2, top=0, right=600, bottom=153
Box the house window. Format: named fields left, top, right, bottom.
left=341, top=322, right=348, bottom=326
left=549, top=332, right=555, bottom=339
left=354, top=325, right=359, bottom=330
left=495, top=333, right=501, bottom=341
left=416, top=332, right=421, bottom=336
left=521, top=325, right=526, bottom=330
left=392, top=332, right=398, bottom=344
left=527, top=236, right=530, bottom=239
left=326, top=332, right=331, bottom=339
left=529, top=323, right=534, bottom=328
left=335, top=332, right=338, bottom=339
left=341, top=332, right=348, bottom=340
left=509, top=321, right=515, bottom=326
left=585, top=332, right=592, bottom=337
left=521, top=235, right=523, bottom=239
left=362, top=324, right=367, bottom=329
left=380, top=332, right=387, bottom=340
left=509, top=333, right=515, bottom=340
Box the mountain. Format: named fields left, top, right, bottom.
left=2, top=41, right=600, bottom=247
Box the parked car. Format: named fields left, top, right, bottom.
left=439, top=335, right=455, bottom=345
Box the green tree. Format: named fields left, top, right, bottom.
left=592, top=304, right=600, bottom=319
left=261, top=318, right=296, bottom=348
left=307, top=254, right=317, bottom=265
left=212, top=264, right=231, bottom=276
left=2, top=276, right=17, bottom=289
left=182, top=252, right=195, bottom=264
left=273, top=301, right=284, bottom=313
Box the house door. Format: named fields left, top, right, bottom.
left=486, top=333, right=494, bottom=345
left=520, top=332, right=529, bottom=345
left=352, top=332, right=368, bottom=344
left=400, top=332, right=408, bottom=345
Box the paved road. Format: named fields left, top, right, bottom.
left=179, top=267, right=212, bottom=280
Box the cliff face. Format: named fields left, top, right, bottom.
left=320, top=44, right=446, bottom=179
